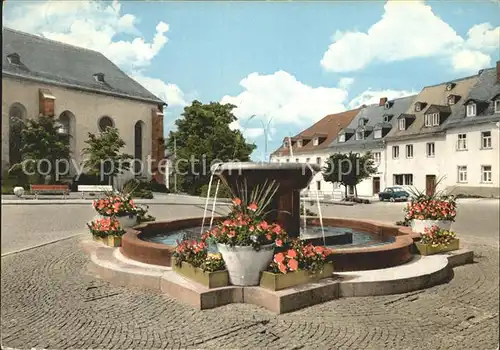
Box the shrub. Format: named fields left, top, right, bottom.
left=420, top=225, right=457, bottom=247
left=199, top=183, right=233, bottom=198
left=173, top=240, right=225, bottom=272
left=268, top=239, right=332, bottom=274
left=87, top=217, right=125, bottom=238
left=122, top=178, right=154, bottom=199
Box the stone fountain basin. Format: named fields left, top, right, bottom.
left=121, top=217, right=416, bottom=272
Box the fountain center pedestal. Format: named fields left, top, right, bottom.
left=213, top=162, right=320, bottom=238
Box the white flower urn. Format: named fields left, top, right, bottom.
left=217, top=243, right=275, bottom=286
left=13, top=186, right=24, bottom=198
left=91, top=214, right=137, bottom=228
left=411, top=219, right=452, bottom=234
left=116, top=214, right=138, bottom=228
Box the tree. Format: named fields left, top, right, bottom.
left=322, top=151, right=377, bottom=199
left=166, top=100, right=256, bottom=195
left=82, top=127, right=133, bottom=187
left=9, top=115, right=71, bottom=184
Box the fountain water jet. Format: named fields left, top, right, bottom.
left=212, top=162, right=319, bottom=238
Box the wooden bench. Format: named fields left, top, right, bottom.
left=77, top=185, right=113, bottom=198
left=30, top=184, right=70, bottom=199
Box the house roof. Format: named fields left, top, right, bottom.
left=445, top=67, right=500, bottom=129
left=385, top=74, right=480, bottom=141
left=2, top=27, right=164, bottom=105
left=271, top=108, right=361, bottom=156
left=328, top=94, right=416, bottom=151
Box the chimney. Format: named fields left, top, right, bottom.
left=497, top=61, right=500, bottom=82
left=379, top=97, right=388, bottom=106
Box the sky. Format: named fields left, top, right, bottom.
left=3, top=0, right=500, bottom=160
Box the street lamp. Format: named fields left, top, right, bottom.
left=259, top=116, right=274, bottom=162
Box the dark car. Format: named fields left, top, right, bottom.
left=378, top=186, right=410, bottom=202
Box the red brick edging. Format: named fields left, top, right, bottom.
left=121, top=217, right=417, bottom=271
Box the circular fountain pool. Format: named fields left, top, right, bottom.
left=121, top=217, right=416, bottom=271
left=143, top=225, right=395, bottom=249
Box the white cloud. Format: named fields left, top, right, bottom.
left=451, top=50, right=492, bottom=73
left=463, top=23, right=500, bottom=51
left=3, top=0, right=186, bottom=106
left=320, top=0, right=499, bottom=74
left=347, top=89, right=418, bottom=109
left=338, top=77, right=355, bottom=90
left=131, top=72, right=187, bottom=107
left=221, top=70, right=349, bottom=126
left=244, top=128, right=265, bottom=139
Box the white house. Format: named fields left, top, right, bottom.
left=269, top=108, right=361, bottom=199
left=384, top=63, right=500, bottom=197
left=327, top=95, right=416, bottom=199
left=442, top=66, right=500, bottom=197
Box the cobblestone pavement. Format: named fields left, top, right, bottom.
left=1, top=237, right=498, bottom=350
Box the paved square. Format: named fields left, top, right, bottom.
left=1, top=198, right=498, bottom=349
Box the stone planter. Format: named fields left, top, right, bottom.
left=172, top=258, right=229, bottom=288
left=217, top=243, right=275, bottom=286
left=415, top=239, right=460, bottom=256
left=93, top=235, right=122, bottom=247
left=260, top=262, right=334, bottom=291
left=411, top=219, right=452, bottom=234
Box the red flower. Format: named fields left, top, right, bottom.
left=247, top=202, right=258, bottom=212
left=274, top=252, right=285, bottom=263
left=275, top=239, right=283, bottom=247
left=232, top=198, right=242, bottom=206
left=278, top=262, right=288, bottom=274
left=286, top=249, right=297, bottom=258
left=259, top=221, right=269, bottom=230
left=272, top=225, right=282, bottom=234
left=287, top=259, right=298, bottom=271
left=228, top=230, right=236, bottom=238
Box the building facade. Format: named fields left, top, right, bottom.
left=2, top=28, right=167, bottom=185
left=384, top=65, right=500, bottom=197
left=269, top=62, right=500, bottom=199
left=327, top=95, right=416, bottom=199
left=269, top=108, right=360, bottom=199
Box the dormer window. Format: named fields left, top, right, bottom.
left=466, top=103, right=476, bottom=117
left=398, top=118, right=405, bottom=131
left=297, top=140, right=303, bottom=148
left=414, top=102, right=425, bottom=112
left=448, top=95, right=459, bottom=105
left=355, top=130, right=364, bottom=140
left=313, top=137, right=319, bottom=146
left=93, top=73, right=105, bottom=83
left=384, top=101, right=393, bottom=109
left=446, top=82, right=456, bottom=91
left=338, top=133, right=346, bottom=143
left=383, top=114, right=393, bottom=123
left=424, top=113, right=440, bottom=127
left=283, top=140, right=289, bottom=148
left=7, top=53, right=20, bottom=65
left=494, top=100, right=500, bottom=114
left=374, top=128, right=382, bottom=139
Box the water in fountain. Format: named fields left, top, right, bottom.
left=200, top=163, right=222, bottom=235
left=144, top=162, right=395, bottom=250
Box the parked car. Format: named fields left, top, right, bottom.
left=378, top=187, right=410, bottom=202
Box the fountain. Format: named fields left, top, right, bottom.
left=211, top=162, right=318, bottom=238
left=121, top=161, right=415, bottom=271
left=85, top=160, right=474, bottom=314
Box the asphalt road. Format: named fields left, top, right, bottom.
left=1, top=196, right=498, bottom=254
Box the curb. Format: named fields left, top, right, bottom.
left=1, top=232, right=86, bottom=257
